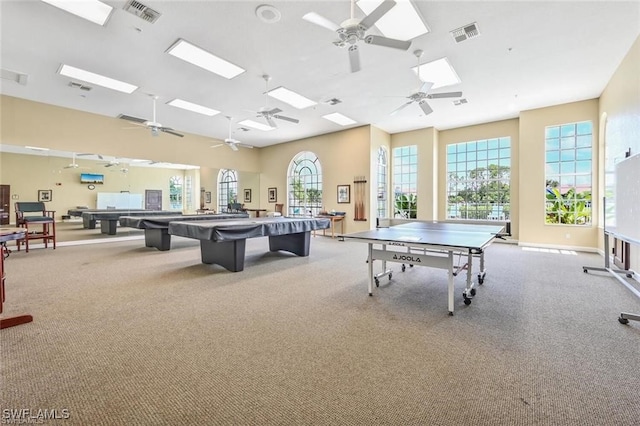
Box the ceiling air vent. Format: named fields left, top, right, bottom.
left=68, top=81, right=92, bottom=91
left=123, top=0, right=161, bottom=24
left=453, top=99, right=468, bottom=106
left=450, top=22, right=480, bottom=44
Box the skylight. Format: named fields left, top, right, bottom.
left=322, top=113, right=357, bottom=126
left=267, top=87, right=317, bottom=110
left=412, top=57, right=461, bottom=89
left=41, top=0, right=113, bottom=26
left=238, top=120, right=275, bottom=132
left=357, top=0, right=429, bottom=41
left=166, top=39, right=245, bottom=80
left=167, top=99, right=220, bottom=116
left=57, top=65, right=137, bottom=94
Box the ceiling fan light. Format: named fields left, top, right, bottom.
left=166, top=39, right=245, bottom=80
left=267, top=87, right=317, bottom=109
left=58, top=64, right=137, bottom=94
left=357, top=0, right=429, bottom=41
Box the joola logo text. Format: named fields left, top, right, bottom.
left=392, top=254, right=421, bottom=263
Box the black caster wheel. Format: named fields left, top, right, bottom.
left=470, top=288, right=476, bottom=296
left=583, top=268, right=588, bottom=273
left=464, top=298, right=472, bottom=306
left=374, top=277, right=379, bottom=287
left=619, top=317, right=629, bottom=324
left=389, top=273, right=393, bottom=281
left=401, top=264, right=406, bottom=272
left=410, top=264, right=414, bottom=268
left=478, top=274, right=484, bottom=285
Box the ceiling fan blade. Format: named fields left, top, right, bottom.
left=229, top=143, right=239, bottom=151
left=348, top=45, right=360, bottom=73
left=266, top=107, right=283, bottom=115
left=390, top=101, right=413, bottom=116
left=302, top=12, right=341, bottom=32
left=117, top=114, right=148, bottom=124
left=160, top=127, right=184, bottom=137
left=364, top=35, right=411, bottom=50
left=419, top=101, right=433, bottom=115
left=427, top=91, right=463, bottom=99
left=419, top=82, right=434, bottom=94
left=237, top=143, right=254, bottom=149
left=359, top=0, right=396, bottom=30
left=211, top=143, right=224, bottom=149
left=273, top=114, right=299, bottom=124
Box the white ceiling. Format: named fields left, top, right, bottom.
left=1, top=1, right=639, bottom=149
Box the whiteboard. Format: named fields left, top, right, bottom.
left=96, top=193, right=143, bottom=209
left=614, top=153, right=640, bottom=244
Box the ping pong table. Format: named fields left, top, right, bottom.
left=168, top=216, right=330, bottom=272
left=341, top=220, right=505, bottom=315
left=119, top=212, right=249, bottom=251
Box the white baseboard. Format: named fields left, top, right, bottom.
left=517, top=241, right=599, bottom=253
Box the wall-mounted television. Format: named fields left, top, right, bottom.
left=80, top=173, right=105, bottom=184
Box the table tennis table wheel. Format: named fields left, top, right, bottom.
left=401, top=264, right=406, bottom=272
left=463, top=298, right=472, bottom=306
left=618, top=316, right=629, bottom=325
left=478, top=274, right=485, bottom=285
left=470, top=288, right=476, bottom=296
left=374, top=277, right=379, bottom=287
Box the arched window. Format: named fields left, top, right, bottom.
left=217, top=169, right=238, bottom=212
left=376, top=146, right=388, bottom=218
left=287, top=151, right=322, bottom=217
left=169, top=176, right=183, bottom=210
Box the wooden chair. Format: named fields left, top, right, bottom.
left=14, top=202, right=56, bottom=253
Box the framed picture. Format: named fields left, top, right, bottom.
left=244, top=189, right=252, bottom=203
left=205, top=191, right=212, bottom=204
left=38, top=189, right=52, bottom=202
left=337, top=185, right=350, bottom=204
left=268, top=187, right=277, bottom=203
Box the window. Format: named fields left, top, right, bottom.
left=288, top=151, right=322, bottom=217
left=169, top=176, right=183, bottom=210
left=218, top=169, right=238, bottom=212
left=446, top=138, right=511, bottom=220
left=376, top=146, right=388, bottom=218
left=545, top=121, right=592, bottom=225
left=184, top=175, right=193, bottom=211
left=393, top=145, right=417, bottom=218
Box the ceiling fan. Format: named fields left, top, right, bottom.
left=303, top=0, right=411, bottom=73
left=391, top=49, right=463, bottom=116
left=118, top=95, right=184, bottom=138
left=211, top=116, right=254, bottom=151
left=248, top=75, right=299, bottom=129
left=63, top=152, right=85, bottom=169
left=99, top=158, right=121, bottom=168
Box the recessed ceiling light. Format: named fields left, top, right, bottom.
left=57, top=64, right=137, bottom=94
left=357, top=0, right=429, bottom=41
left=413, top=57, right=461, bottom=89
left=267, top=87, right=317, bottom=109
left=238, top=119, right=275, bottom=131
left=166, top=39, right=245, bottom=80
left=167, top=99, right=220, bottom=116
left=255, top=4, right=281, bottom=23
left=322, top=113, right=357, bottom=126
left=41, top=0, right=113, bottom=26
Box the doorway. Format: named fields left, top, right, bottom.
left=145, top=190, right=162, bottom=210
left=0, top=185, right=10, bottom=225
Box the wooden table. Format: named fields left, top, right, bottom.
left=1, top=227, right=33, bottom=329
left=243, top=208, right=267, bottom=217
left=314, top=215, right=345, bottom=238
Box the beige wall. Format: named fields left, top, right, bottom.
left=259, top=125, right=372, bottom=234
left=518, top=99, right=599, bottom=248
left=599, top=35, right=640, bottom=270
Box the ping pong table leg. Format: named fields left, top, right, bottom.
left=462, top=252, right=474, bottom=305
left=448, top=251, right=455, bottom=315
left=368, top=243, right=374, bottom=296
left=478, top=250, right=487, bottom=284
